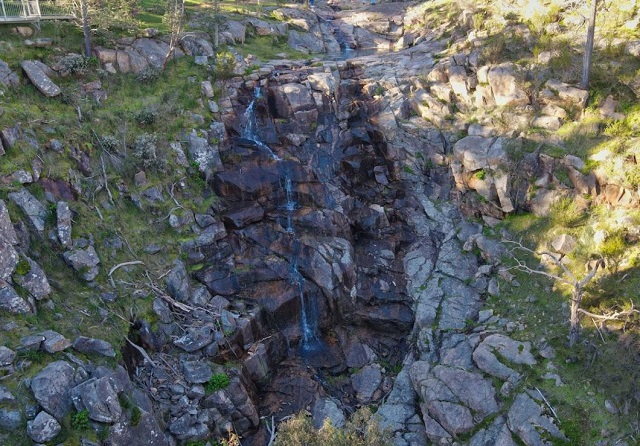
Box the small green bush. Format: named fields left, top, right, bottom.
left=99, top=135, right=122, bottom=152
left=474, top=169, right=486, bottom=180
left=71, top=409, right=91, bottom=431
left=130, top=406, right=141, bottom=426
left=134, top=107, right=158, bottom=126
left=205, top=373, right=231, bottom=393
left=57, top=54, right=89, bottom=76
left=274, top=407, right=392, bottom=446
left=136, top=67, right=161, bottom=83
left=14, top=257, right=31, bottom=276
left=549, top=196, right=586, bottom=228
left=132, top=133, right=165, bottom=171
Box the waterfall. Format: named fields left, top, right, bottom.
left=241, top=88, right=322, bottom=352
left=282, top=174, right=321, bottom=352
left=283, top=175, right=296, bottom=234
left=242, top=88, right=280, bottom=160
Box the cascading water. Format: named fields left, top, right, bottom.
left=283, top=175, right=296, bottom=234
left=282, top=174, right=322, bottom=353
left=242, top=88, right=281, bottom=160
left=241, top=91, right=321, bottom=352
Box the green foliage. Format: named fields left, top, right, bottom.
left=136, top=66, right=162, bottom=83
left=549, top=196, right=586, bottom=228
left=403, top=165, right=416, bottom=175
left=135, top=107, right=159, bottom=126
left=474, top=169, right=486, bottom=180
left=213, top=51, right=237, bottom=81
left=130, top=406, right=141, bottom=426
left=132, top=133, right=165, bottom=171
left=274, top=407, right=392, bottom=446
left=71, top=409, right=91, bottom=431
left=57, top=54, right=90, bottom=76
left=99, top=135, right=122, bottom=153
left=14, top=257, right=31, bottom=276
left=205, top=373, right=231, bottom=393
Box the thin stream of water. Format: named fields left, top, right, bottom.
left=242, top=90, right=321, bottom=352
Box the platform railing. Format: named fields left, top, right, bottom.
left=0, top=0, right=74, bottom=22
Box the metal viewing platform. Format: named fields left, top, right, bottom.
left=0, top=0, right=74, bottom=23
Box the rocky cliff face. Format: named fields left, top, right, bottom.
left=2, top=1, right=639, bottom=445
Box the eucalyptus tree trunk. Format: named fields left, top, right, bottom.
left=81, top=0, right=91, bottom=57
left=569, top=288, right=581, bottom=347
left=213, top=0, right=220, bottom=50
left=581, top=0, right=598, bottom=90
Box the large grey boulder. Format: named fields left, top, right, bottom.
left=27, top=411, right=61, bottom=443
left=0, top=200, right=17, bottom=245
left=0, top=241, right=18, bottom=281
left=108, top=407, right=173, bottom=446
left=131, top=38, right=178, bottom=68
left=351, top=364, right=383, bottom=403
left=473, top=334, right=536, bottom=381
left=20, top=60, right=61, bottom=97
left=470, top=416, right=517, bottom=446
left=180, top=32, right=215, bottom=56
left=8, top=188, right=48, bottom=233
left=221, top=21, right=246, bottom=45
left=40, top=329, right=71, bottom=353
left=63, top=245, right=100, bottom=281
left=72, top=336, right=116, bottom=357
left=0, top=59, right=19, bottom=89
left=165, top=259, right=191, bottom=302
left=0, top=282, right=31, bottom=314
left=544, top=79, right=589, bottom=107
left=0, top=346, right=16, bottom=366
left=31, top=360, right=75, bottom=420
left=56, top=201, right=73, bottom=249
left=377, top=368, right=428, bottom=446
left=0, top=408, right=22, bottom=431
left=173, top=325, right=215, bottom=352
left=246, top=17, right=287, bottom=36
left=71, top=377, right=122, bottom=423
left=287, top=30, right=325, bottom=54
left=312, top=398, right=345, bottom=429
left=507, top=392, right=566, bottom=445
left=411, top=362, right=499, bottom=440
left=487, top=63, right=528, bottom=107
left=188, top=130, right=223, bottom=180
left=0, top=385, right=16, bottom=403
left=13, top=257, right=51, bottom=300
left=182, top=361, right=213, bottom=384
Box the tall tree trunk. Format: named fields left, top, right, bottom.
left=81, top=0, right=92, bottom=57
left=569, top=289, right=581, bottom=347
left=581, top=0, right=598, bottom=90
left=213, top=0, right=219, bottom=50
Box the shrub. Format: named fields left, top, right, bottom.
left=71, top=409, right=91, bottom=430
left=135, top=107, right=158, bottom=126
left=205, top=373, right=231, bottom=393
left=132, top=133, right=165, bottom=171
left=57, top=54, right=88, bottom=76
left=213, top=52, right=237, bottom=81
left=274, top=407, right=391, bottom=446
left=136, top=67, right=161, bottom=83
left=14, top=257, right=31, bottom=276
left=549, top=196, right=586, bottom=228
left=99, top=135, right=121, bottom=152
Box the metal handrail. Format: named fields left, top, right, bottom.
left=0, top=0, right=74, bottom=21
